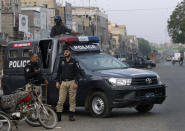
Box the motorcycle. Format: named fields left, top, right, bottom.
left=0, top=83, right=58, bottom=130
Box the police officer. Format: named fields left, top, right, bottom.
left=24, top=53, right=48, bottom=102
left=56, top=45, right=79, bottom=122
left=50, top=15, right=78, bottom=38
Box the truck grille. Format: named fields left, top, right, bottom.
left=132, top=76, right=158, bottom=85
left=136, top=88, right=165, bottom=97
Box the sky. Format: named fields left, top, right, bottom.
left=58, top=0, right=183, bottom=44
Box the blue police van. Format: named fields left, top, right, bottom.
left=1, top=36, right=166, bottom=117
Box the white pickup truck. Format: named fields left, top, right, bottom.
left=172, top=53, right=180, bottom=61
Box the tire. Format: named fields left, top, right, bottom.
left=0, top=113, right=12, bottom=131
left=38, top=105, right=57, bottom=129
left=179, top=61, right=183, bottom=66
left=89, top=92, right=112, bottom=118
left=25, top=112, right=41, bottom=127
left=135, top=104, right=154, bottom=113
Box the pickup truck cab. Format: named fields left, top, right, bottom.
left=2, top=35, right=166, bottom=117
left=124, top=55, right=156, bottom=69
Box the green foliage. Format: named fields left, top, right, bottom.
left=168, top=0, right=185, bottom=43
left=137, top=38, right=152, bottom=56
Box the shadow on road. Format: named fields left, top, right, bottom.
left=73, top=108, right=161, bottom=119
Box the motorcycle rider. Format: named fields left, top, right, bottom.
left=24, top=53, right=48, bottom=102
left=50, top=15, right=78, bottom=38
left=179, top=55, right=184, bottom=65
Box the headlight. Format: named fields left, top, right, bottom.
left=108, top=78, right=132, bottom=86
left=156, top=74, right=162, bottom=84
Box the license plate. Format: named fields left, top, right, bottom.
left=145, top=93, right=155, bottom=98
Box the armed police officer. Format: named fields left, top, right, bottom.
left=50, top=15, right=78, bottom=38
left=24, top=53, right=48, bottom=102
left=56, top=45, right=79, bottom=122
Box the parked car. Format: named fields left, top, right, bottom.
left=124, top=56, right=156, bottom=69
left=166, top=55, right=172, bottom=61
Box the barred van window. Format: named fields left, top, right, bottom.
left=9, top=50, right=18, bottom=58
left=23, top=49, right=31, bottom=57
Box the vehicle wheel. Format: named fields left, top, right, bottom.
left=39, top=105, right=57, bottom=129
left=89, top=92, right=112, bottom=118
left=25, top=112, right=40, bottom=127
left=147, top=64, right=152, bottom=69
left=0, top=113, right=12, bottom=131
left=179, top=61, right=183, bottom=66
left=135, top=104, right=154, bottom=113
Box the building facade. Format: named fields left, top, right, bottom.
left=21, top=0, right=57, bottom=27
left=22, top=7, right=52, bottom=39
left=108, top=22, right=128, bottom=56
left=21, top=0, right=56, bottom=9
left=72, top=7, right=109, bottom=51
left=127, top=35, right=139, bottom=53
left=2, top=0, right=23, bottom=41
left=0, top=0, right=1, bottom=32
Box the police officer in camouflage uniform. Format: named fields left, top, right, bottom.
left=24, top=53, right=48, bottom=102
left=56, top=45, right=79, bottom=122
left=50, top=15, right=78, bottom=38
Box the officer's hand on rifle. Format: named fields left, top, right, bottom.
left=56, top=82, right=60, bottom=88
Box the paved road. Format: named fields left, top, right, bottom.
left=10, top=62, right=185, bottom=131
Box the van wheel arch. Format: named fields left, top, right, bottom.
left=85, top=89, right=112, bottom=117
left=85, top=88, right=104, bottom=112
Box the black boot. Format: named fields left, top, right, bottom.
left=57, top=112, right=62, bottom=122
left=69, top=111, right=75, bottom=121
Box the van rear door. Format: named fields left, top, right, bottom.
left=2, top=41, right=37, bottom=94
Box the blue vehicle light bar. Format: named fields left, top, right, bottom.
left=78, top=36, right=99, bottom=43
left=88, top=36, right=99, bottom=43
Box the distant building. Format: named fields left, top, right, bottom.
left=21, top=0, right=57, bottom=27
left=108, top=22, right=127, bottom=36
left=21, top=0, right=56, bottom=9
left=72, top=7, right=109, bottom=51
left=127, top=35, right=139, bottom=53
left=108, top=22, right=128, bottom=55
left=2, top=0, right=24, bottom=41
left=57, top=7, right=66, bottom=24
left=22, top=7, right=52, bottom=39
left=0, top=0, right=1, bottom=32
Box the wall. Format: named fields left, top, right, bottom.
left=22, top=7, right=52, bottom=39
left=72, top=7, right=109, bottom=51
left=21, top=0, right=56, bottom=9
left=21, top=10, right=41, bottom=39
left=0, top=0, right=1, bottom=32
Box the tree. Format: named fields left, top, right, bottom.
left=137, top=38, right=151, bottom=56
left=168, top=0, right=185, bottom=44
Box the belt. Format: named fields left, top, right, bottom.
left=62, top=79, right=74, bottom=82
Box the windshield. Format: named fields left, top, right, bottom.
left=77, top=53, right=128, bottom=71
